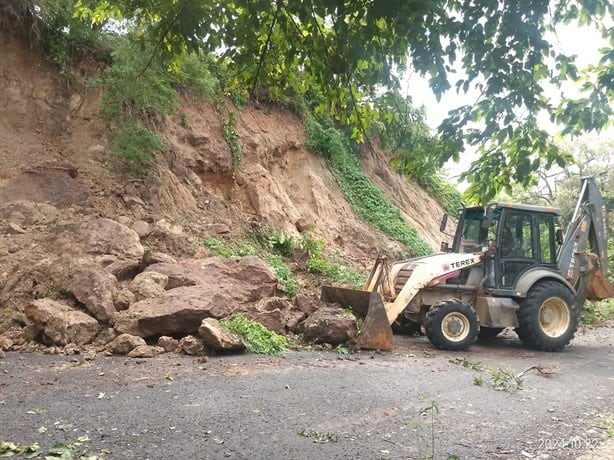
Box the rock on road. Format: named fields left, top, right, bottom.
left=1, top=328, right=613, bottom=460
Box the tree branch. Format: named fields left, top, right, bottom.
left=250, top=0, right=283, bottom=99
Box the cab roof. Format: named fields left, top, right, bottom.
left=487, top=202, right=562, bottom=215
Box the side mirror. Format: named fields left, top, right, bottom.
left=555, top=228, right=564, bottom=245
left=440, top=214, right=448, bottom=232
left=482, top=208, right=494, bottom=228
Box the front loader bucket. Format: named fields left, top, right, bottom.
left=321, top=286, right=393, bottom=351
left=587, top=270, right=614, bottom=301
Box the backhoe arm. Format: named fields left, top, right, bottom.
left=557, top=176, right=614, bottom=302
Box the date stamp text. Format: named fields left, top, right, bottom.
left=538, top=437, right=601, bottom=450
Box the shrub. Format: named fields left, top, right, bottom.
left=221, top=314, right=289, bottom=354
left=264, top=255, right=298, bottom=297
left=203, top=238, right=257, bottom=258
left=173, top=53, right=219, bottom=99
left=306, top=118, right=432, bottom=257
left=108, top=123, right=164, bottom=173
left=96, top=40, right=178, bottom=126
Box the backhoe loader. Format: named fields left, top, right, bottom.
left=321, top=176, right=614, bottom=351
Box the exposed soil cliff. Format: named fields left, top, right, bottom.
left=0, top=29, right=448, bottom=353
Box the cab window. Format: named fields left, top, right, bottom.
left=537, top=215, right=556, bottom=264
left=459, top=210, right=499, bottom=253
left=501, top=212, right=533, bottom=259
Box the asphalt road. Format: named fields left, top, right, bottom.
left=1, top=328, right=613, bottom=460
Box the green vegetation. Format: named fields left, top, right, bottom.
left=88, top=40, right=177, bottom=171
left=203, top=237, right=256, bottom=259
left=215, top=97, right=243, bottom=169
left=306, top=252, right=365, bottom=287
left=250, top=226, right=365, bottom=286
left=203, top=237, right=298, bottom=296
left=221, top=112, right=242, bottom=169
left=31, top=0, right=109, bottom=83
left=0, top=436, right=106, bottom=459
left=264, top=254, right=298, bottom=298
left=417, top=174, right=463, bottom=214
left=581, top=299, right=614, bottom=326
left=73, top=0, right=613, bottom=203
left=107, top=124, right=163, bottom=174
left=374, top=91, right=461, bottom=213
left=221, top=313, right=289, bottom=355
left=18, top=1, right=463, bottom=221
left=408, top=397, right=459, bottom=460
left=298, top=429, right=339, bottom=444
left=172, top=53, right=218, bottom=99
left=204, top=226, right=365, bottom=298
left=307, top=118, right=432, bottom=257
left=251, top=226, right=298, bottom=257
left=595, top=413, right=614, bottom=438
left=260, top=228, right=365, bottom=287
left=450, top=357, right=523, bottom=393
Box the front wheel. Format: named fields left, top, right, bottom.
left=425, top=299, right=479, bottom=351
left=516, top=281, right=579, bottom=352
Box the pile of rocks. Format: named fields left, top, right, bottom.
left=0, top=211, right=357, bottom=359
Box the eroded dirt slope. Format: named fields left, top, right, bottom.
left=0, top=30, right=447, bottom=342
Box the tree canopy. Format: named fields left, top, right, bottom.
left=64, top=1, right=613, bottom=201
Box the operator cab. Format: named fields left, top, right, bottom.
left=449, top=203, right=562, bottom=292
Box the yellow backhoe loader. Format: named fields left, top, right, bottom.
left=321, top=176, right=614, bottom=351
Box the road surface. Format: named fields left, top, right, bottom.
left=1, top=328, right=613, bottom=459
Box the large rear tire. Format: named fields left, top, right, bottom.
left=516, top=281, right=579, bottom=352
left=425, top=299, right=479, bottom=351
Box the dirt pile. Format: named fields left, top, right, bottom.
left=0, top=30, right=448, bottom=357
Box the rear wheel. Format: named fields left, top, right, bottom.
left=425, top=299, right=479, bottom=351
left=516, top=281, right=579, bottom=352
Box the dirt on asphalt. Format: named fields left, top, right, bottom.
left=1, top=326, right=613, bottom=460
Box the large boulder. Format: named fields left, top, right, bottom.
left=55, top=217, right=144, bottom=260
left=242, top=298, right=292, bottom=334
left=293, top=295, right=321, bottom=316
left=300, top=306, right=357, bottom=345
left=243, top=297, right=308, bottom=334
left=24, top=298, right=100, bottom=346
left=245, top=309, right=286, bottom=335
left=113, top=256, right=281, bottom=338
left=113, top=287, right=238, bottom=337
left=225, top=257, right=278, bottom=300
left=65, top=259, right=118, bottom=321
left=198, top=318, right=244, bottom=352
left=144, top=257, right=278, bottom=300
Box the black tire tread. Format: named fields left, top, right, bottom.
left=516, top=280, right=579, bottom=352
left=425, top=299, right=479, bottom=351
